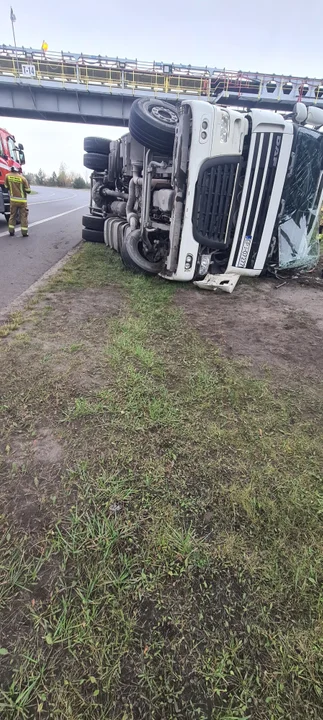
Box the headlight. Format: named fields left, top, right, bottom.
left=199, top=254, right=211, bottom=275
left=220, top=112, right=230, bottom=143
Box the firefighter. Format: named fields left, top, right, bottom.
left=5, top=167, right=31, bottom=237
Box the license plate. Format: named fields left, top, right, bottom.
left=237, top=235, right=252, bottom=268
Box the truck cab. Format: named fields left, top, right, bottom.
left=83, top=99, right=323, bottom=291
left=0, top=129, right=25, bottom=221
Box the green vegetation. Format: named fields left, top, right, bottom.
left=0, top=311, right=23, bottom=337
left=26, top=163, right=89, bottom=189
left=0, top=244, right=323, bottom=719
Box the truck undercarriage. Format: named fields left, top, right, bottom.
left=82, top=99, right=323, bottom=291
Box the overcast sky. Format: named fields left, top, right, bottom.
left=1, top=0, right=321, bottom=176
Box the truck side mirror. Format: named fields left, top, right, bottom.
left=18, top=143, right=24, bottom=150
left=19, top=151, right=25, bottom=165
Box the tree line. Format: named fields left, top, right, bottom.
left=25, top=163, right=90, bottom=189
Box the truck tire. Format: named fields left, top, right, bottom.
left=129, top=99, right=179, bottom=155
left=82, top=214, right=104, bottom=231
left=84, top=137, right=110, bottom=154
left=120, top=229, right=164, bottom=275
left=83, top=153, right=109, bottom=172
left=82, top=227, right=104, bottom=243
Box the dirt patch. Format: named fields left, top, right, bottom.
left=1, top=286, right=126, bottom=537
left=293, top=252, right=323, bottom=289
left=2, top=286, right=125, bottom=392
left=33, top=427, right=64, bottom=465
left=1, top=426, right=65, bottom=534
left=40, top=287, right=123, bottom=322
left=37, top=287, right=125, bottom=389
left=7, top=427, right=64, bottom=467
left=6, top=488, right=53, bottom=534
left=2, top=465, right=61, bottom=534
left=177, top=279, right=323, bottom=378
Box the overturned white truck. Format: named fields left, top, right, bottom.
left=82, top=99, right=323, bottom=291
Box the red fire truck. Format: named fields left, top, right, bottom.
left=0, top=128, right=25, bottom=222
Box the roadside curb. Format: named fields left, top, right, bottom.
left=0, top=241, right=83, bottom=323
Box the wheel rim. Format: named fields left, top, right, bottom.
left=150, top=105, right=178, bottom=125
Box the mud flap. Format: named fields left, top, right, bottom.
left=193, top=273, right=240, bottom=293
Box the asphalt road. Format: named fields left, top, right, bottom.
left=0, top=186, right=89, bottom=310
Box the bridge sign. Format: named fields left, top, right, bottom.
left=21, top=64, right=36, bottom=77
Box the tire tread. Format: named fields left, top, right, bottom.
left=82, top=227, right=105, bottom=243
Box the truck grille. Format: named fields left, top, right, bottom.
left=192, top=156, right=241, bottom=248
left=232, top=131, right=283, bottom=268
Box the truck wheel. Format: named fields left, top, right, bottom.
left=82, top=227, right=104, bottom=243
left=83, top=153, right=109, bottom=171
left=84, top=137, right=110, bottom=154
left=82, top=214, right=104, bottom=231
left=129, top=99, right=179, bottom=154
left=120, top=229, right=164, bottom=275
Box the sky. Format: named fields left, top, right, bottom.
left=1, top=0, right=322, bottom=176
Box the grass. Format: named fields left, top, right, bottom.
left=0, top=311, right=24, bottom=337
left=0, top=244, right=323, bottom=718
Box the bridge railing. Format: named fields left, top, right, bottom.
left=1, top=45, right=323, bottom=103
left=0, top=46, right=209, bottom=96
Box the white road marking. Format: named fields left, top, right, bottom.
left=0, top=205, right=87, bottom=238
left=29, top=194, right=77, bottom=205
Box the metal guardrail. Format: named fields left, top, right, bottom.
left=0, top=46, right=209, bottom=96
left=1, top=45, right=323, bottom=103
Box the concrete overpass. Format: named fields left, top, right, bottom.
left=1, top=45, right=323, bottom=125
left=0, top=78, right=135, bottom=126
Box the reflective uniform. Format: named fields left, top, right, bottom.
left=4, top=172, right=31, bottom=236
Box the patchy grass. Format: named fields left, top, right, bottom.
left=1, top=244, right=323, bottom=719
left=0, top=311, right=24, bottom=337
